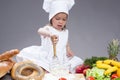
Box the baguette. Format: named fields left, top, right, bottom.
left=0, top=49, right=19, bottom=61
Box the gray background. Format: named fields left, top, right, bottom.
left=0, top=0, right=120, bottom=60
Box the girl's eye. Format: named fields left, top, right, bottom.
left=56, top=18, right=60, bottom=20
left=63, top=19, right=66, bottom=21
left=55, top=17, right=67, bottom=21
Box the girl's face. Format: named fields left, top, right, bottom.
left=51, top=12, right=68, bottom=31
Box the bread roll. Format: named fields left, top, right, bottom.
left=11, top=60, right=45, bottom=80
left=0, top=59, right=14, bottom=78
left=0, top=49, right=19, bottom=61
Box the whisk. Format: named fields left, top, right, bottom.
left=51, top=35, right=57, bottom=58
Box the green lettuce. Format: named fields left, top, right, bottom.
left=86, top=67, right=111, bottom=80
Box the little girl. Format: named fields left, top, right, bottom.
left=16, top=0, right=83, bottom=73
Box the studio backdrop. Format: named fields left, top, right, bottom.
left=0, top=0, right=120, bottom=60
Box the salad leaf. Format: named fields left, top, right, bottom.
left=84, top=56, right=108, bottom=68
left=86, top=66, right=111, bottom=80
left=115, top=78, right=120, bottom=80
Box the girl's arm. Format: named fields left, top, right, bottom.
left=38, top=25, right=59, bottom=44
left=66, top=42, right=74, bottom=57
left=38, top=25, right=52, bottom=37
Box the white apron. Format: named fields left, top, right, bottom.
left=16, top=25, right=83, bottom=72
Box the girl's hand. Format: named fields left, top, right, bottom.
left=51, top=35, right=59, bottom=45
left=67, top=50, right=74, bottom=57
left=66, top=43, right=74, bottom=57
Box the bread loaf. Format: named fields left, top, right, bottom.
left=0, top=49, right=19, bottom=61
left=0, top=59, right=14, bottom=78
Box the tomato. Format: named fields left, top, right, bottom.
left=59, top=77, right=67, bottom=80
left=111, top=74, right=119, bottom=79
left=86, top=76, right=95, bottom=80
left=114, top=78, right=120, bottom=80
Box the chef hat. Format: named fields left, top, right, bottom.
left=43, top=0, right=75, bottom=21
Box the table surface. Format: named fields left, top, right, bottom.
left=0, top=73, right=86, bottom=80
left=0, top=73, right=13, bottom=80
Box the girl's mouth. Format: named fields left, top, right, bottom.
left=57, top=25, right=62, bottom=27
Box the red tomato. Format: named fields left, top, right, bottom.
left=111, top=74, right=119, bottom=79
left=87, top=76, right=95, bottom=80
left=59, top=77, right=67, bottom=80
